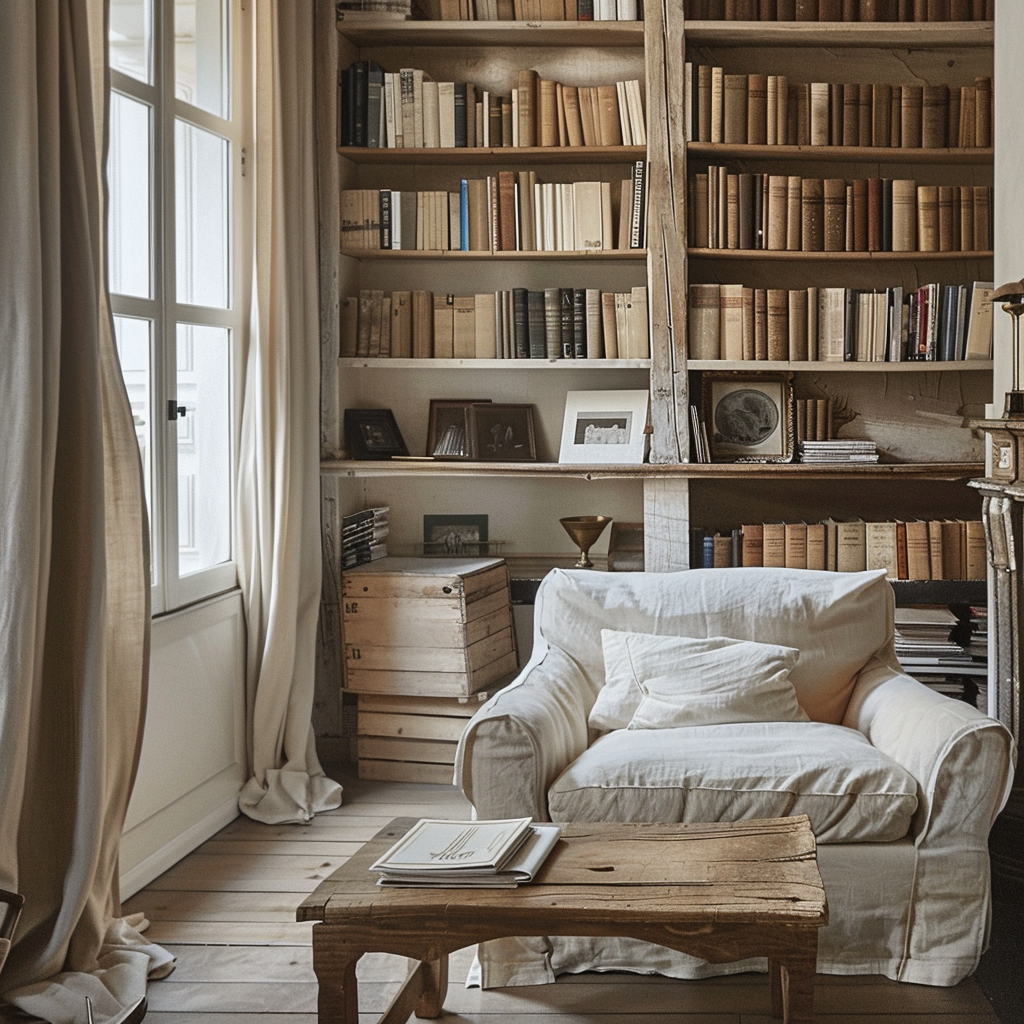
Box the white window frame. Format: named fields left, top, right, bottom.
left=109, top=0, right=251, bottom=615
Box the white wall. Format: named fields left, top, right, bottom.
left=120, top=590, right=246, bottom=898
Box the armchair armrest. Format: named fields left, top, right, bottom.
left=454, top=644, right=594, bottom=821
left=843, top=657, right=1016, bottom=846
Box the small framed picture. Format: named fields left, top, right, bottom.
left=701, top=372, right=794, bottom=463
left=558, top=390, right=650, bottom=464
left=344, top=408, right=409, bottom=460
left=423, top=514, right=489, bottom=556
left=426, top=399, right=491, bottom=459
left=467, top=403, right=537, bottom=461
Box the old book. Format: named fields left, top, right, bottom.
left=794, top=82, right=811, bottom=145
left=921, top=84, right=948, bottom=148
left=784, top=522, right=808, bottom=568
left=542, top=288, right=562, bottom=359
left=889, top=84, right=902, bottom=148
left=959, top=85, right=977, bottom=147
left=823, top=177, right=846, bottom=251
left=829, top=83, right=843, bottom=148
left=767, top=288, right=789, bottom=360
left=562, top=85, right=584, bottom=147
left=965, top=520, right=986, bottom=579
left=737, top=173, right=755, bottom=250
left=627, top=286, right=650, bottom=360
left=451, top=294, right=476, bottom=359
left=964, top=281, right=994, bottom=360
left=474, top=292, right=497, bottom=358
left=517, top=69, right=538, bottom=148
left=596, top=84, right=623, bottom=146
left=411, top=290, right=433, bottom=358
left=723, top=74, right=749, bottom=144
left=806, top=523, right=826, bottom=570
left=927, top=520, right=945, bottom=579
left=871, top=83, right=892, bottom=146
left=818, top=287, right=846, bottom=361
left=851, top=177, right=868, bottom=251
left=390, top=290, right=413, bottom=358
left=866, top=177, right=883, bottom=252
left=538, top=79, right=558, bottom=146
left=975, top=76, right=992, bottom=148
left=726, top=173, right=740, bottom=249
left=842, top=83, right=860, bottom=147
left=747, top=74, right=769, bottom=145
left=741, top=524, right=764, bottom=567
left=754, top=288, right=768, bottom=359
left=765, top=174, right=789, bottom=250
left=774, top=74, right=788, bottom=146
left=691, top=173, right=710, bottom=248
left=938, top=185, right=954, bottom=252
left=795, top=0, right=818, bottom=17
left=809, top=82, right=830, bottom=145
left=857, top=85, right=871, bottom=146
left=578, top=86, right=597, bottom=147
left=422, top=80, right=440, bottom=148
left=941, top=520, right=965, bottom=579
left=698, top=65, right=713, bottom=143
left=788, top=288, right=809, bottom=360
left=601, top=291, right=618, bottom=359
left=742, top=287, right=755, bottom=360
left=836, top=519, right=867, bottom=573
left=917, top=185, right=939, bottom=252
left=688, top=284, right=721, bottom=359
left=801, top=177, right=824, bottom=251
left=433, top=293, right=454, bottom=358
left=720, top=283, right=745, bottom=361
left=863, top=522, right=898, bottom=578
left=891, top=179, right=917, bottom=251
left=340, top=294, right=359, bottom=357
left=900, top=84, right=923, bottom=148
left=806, top=287, right=819, bottom=360
left=573, top=179, right=604, bottom=251
left=710, top=66, right=724, bottom=144
left=972, top=185, right=990, bottom=250
left=959, top=184, right=975, bottom=252
left=762, top=523, right=786, bottom=568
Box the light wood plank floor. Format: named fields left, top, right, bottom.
left=125, top=764, right=1001, bottom=1024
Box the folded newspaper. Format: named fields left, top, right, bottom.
left=370, top=817, right=562, bottom=887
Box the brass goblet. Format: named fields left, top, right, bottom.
left=560, top=515, right=612, bottom=569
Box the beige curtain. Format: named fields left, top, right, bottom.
left=236, top=0, right=343, bottom=824
left=0, top=1, right=173, bottom=1021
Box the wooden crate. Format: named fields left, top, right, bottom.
left=342, top=556, right=518, bottom=698
left=356, top=692, right=490, bottom=784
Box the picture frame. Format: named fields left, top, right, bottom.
left=467, top=403, right=537, bottom=461
left=344, top=407, right=409, bottom=460
left=558, top=390, right=650, bottom=465
left=422, top=514, right=489, bottom=556
left=607, top=521, right=645, bottom=572
left=701, top=372, right=794, bottom=464
left=426, top=399, right=491, bottom=459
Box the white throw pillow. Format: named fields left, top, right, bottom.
left=589, top=630, right=809, bottom=732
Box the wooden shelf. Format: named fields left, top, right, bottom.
left=335, top=19, right=646, bottom=47
left=339, top=144, right=646, bottom=164
left=687, top=360, right=993, bottom=372
left=320, top=459, right=983, bottom=481
left=684, top=20, right=993, bottom=48
left=339, top=357, right=651, bottom=369
left=687, top=143, right=993, bottom=165
left=688, top=248, right=993, bottom=261
left=340, top=248, right=647, bottom=260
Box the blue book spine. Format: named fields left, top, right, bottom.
left=702, top=534, right=714, bottom=568
left=460, top=179, right=470, bottom=251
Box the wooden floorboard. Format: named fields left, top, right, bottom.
left=135, top=763, right=1001, bottom=1023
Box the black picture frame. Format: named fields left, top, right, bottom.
left=422, top=514, right=489, bottom=556
left=467, top=403, right=537, bottom=461
left=426, top=399, right=491, bottom=459
left=344, top=408, right=409, bottom=460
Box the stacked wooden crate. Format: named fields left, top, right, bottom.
left=341, top=556, right=519, bottom=782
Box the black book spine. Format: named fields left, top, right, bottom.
left=527, top=290, right=546, bottom=359
left=881, top=178, right=893, bottom=251
left=512, top=288, right=529, bottom=359
left=629, top=160, right=646, bottom=249
left=573, top=287, right=587, bottom=358
left=454, top=83, right=467, bottom=148
left=366, top=62, right=384, bottom=149
left=578, top=0, right=594, bottom=16
left=753, top=172, right=764, bottom=250
left=379, top=190, right=392, bottom=250
left=844, top=288, right=857, bottom=361
left=352, top=61, right=368, bottom=147
left=339, top=65, right=355, bottom=147
left=560, top=288, right=575, bottom=358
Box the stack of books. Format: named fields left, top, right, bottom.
left=798, top=439, right=878, bottom=463
left=895, top=606, right=987, bottom=704
left=342, top=506, right=390, bottom=569
left=336, top=0, right=411, bottom=19
left=370, top=817, right=562, bottom=887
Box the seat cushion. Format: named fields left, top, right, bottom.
left=547, top=722, right=919, bottom=843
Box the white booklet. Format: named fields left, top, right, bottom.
left=371, top=818, right=562, bottom=887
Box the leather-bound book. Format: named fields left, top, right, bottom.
left=801, top=177, right=825, bottom=251
left=891, top=180, right=919, bottom=249
left=738, top=173, right=755, bottom=249
left=787, top=175, right=803, bottom=251
left=947, top=87, right=961, bottom=150
left=697, top=65, right=712, bottom=142
left=818, top=0, right=841, bottom=17
left=866, top=177, right=883, bottom=252
left=720, top=284, right=745, bottom=361
left=959, top=184, right=974, bottom=252
left=921, top=85, right=949, bottom=148
left=754, top=288, right=768, bottom=359
left=767, top=174, right=789, bottom=250
left=794, top=83, right=811, bottom=145
left=937, top=185, right=954, bottom=251
left=900, top=84, right=923, bottom=148
left=726, top=173, right=740, bottom=249
left=842, top=83, right=859, bottom=146
left=788, top=288, right=809, bottom=360
left=916, top=185, right=939, bottom=252
left=596, top=84, right=622, bottom=146
left=767, top=289, right=790, bottom=360
left=691, top=173, right=710, bottom=248
left=881, top=177, right=893, bottom=250
left=851, top=177, right=869, bottom=250
left=688, top=284, right=721, bottom=359
left=710, top=66, right=724, bottom=144
left=861, top=0, right=880, bottom=19
left=842, top=0, right=857, bottom=17
left=497, top=170, right=516, bottom=250
left=857, top=85, right=872, bottom=147
left=747, top=74, right=768, bottom=145
left=795, top=0, right=818, bottom=19
left=830, top=84, right=843, bottom=146
left=823, top=177, right=846, bottom=251
left=742, top=287, right=756, bottom=360
left=889, top=84, right=902, bottom=146
left=844, top=183, right=855, bottom=250
left=809, top=82, right=830, bottom=145
left=538, top=79, right=558, bottom=146
left=871, top=83, right=892, bottom=147
left=723, top=74, right=749, bottom=144
left=975, top=76, right=992, bottom=148
left=972, top=185, right=990, bottom=251
left=562, top=85, right=584, bottom=146
left=913, top=0, right=928, bottom=16
left=517, top=69, right=538, bottom=148
left=959, top=86, right=976, bottom=147
left=806, top=286, right=818, bottom=359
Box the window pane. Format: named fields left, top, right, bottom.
left=175, top=120, right=230, bottom=308
left=175, top=0, right=229, bottom=119
left=110, top=0, right=151, bottom=83
left=108, top=93, right=152, bottom=299
left=113, top=315, right=155, bottom=579
left=176, top=323, right=232, bottom=575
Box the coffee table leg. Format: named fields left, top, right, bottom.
left=769, top=936, right=818, bottom=1024
left=415, top=954, right=449, bottom=1019
left=312, top=925, right=360, bottom=1024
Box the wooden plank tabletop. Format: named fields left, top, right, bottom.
left=298, top=817, right=827, bottom=928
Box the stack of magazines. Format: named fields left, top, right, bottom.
left=798, top=439, right=879, bottom=464
left=370, top=817, right=562, bottom=888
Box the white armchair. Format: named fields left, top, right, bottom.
left=455, top=566, right=1015, bottom=988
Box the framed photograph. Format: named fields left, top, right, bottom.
left=422, top=514, right=489, bottom=556
left=467, top=403, right=537, bottom=461
left=607, top=521, right=645, bottom=572
left=701, top=372, right=794, bottom=463
left=426, top=399, right=491, bottom=459
left=558, top=390, right=650, bottom=465
left=344, top=408, right=409, bottom=460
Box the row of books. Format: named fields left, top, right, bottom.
left=340, top=165, right=648, bottom=252
left=687, top=281, right=994, bottom=363
left=340, top=286, right=650, bottom=359
left=688, top=0, right=993, bottom=19
left=794, top=399, right=835, bottom=442
left=689, top=171, right=992, bottom=253
left=338, top=63, right=646, bottom=149
left=342, top=506, right=390, bottom=569
left=683, top=68, right=993, bottom=150
left=416, top=0, right=642, bottom=20
left=690, top=518, right=986, bottom=580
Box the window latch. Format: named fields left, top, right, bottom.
left=167, top=401, right=187, bottom=421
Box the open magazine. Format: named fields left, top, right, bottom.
left=370, top=817, right=562, bottom=888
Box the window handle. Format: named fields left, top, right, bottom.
left=167, top=400, right=187, bottom=421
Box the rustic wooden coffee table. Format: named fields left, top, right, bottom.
left=298, top=816, right=828, bottom=1024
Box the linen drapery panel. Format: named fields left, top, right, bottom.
left=236, top=0, right=342, bottom=823
left=0, top=1, right=172, bottom=1021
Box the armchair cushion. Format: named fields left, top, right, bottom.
left=547, top=721, right=919, bottom=843
left=592, top=630, right=808, bottom=731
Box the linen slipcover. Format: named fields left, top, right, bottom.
left=454, top=566, right=1016, bottom=988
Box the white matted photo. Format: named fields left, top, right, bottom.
left=558, top=390, right=650, bottom=464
